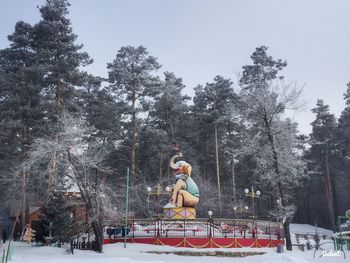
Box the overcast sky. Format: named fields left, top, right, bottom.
left=1, top=0, right=350, bottom=135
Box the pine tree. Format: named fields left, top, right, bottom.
left=192, top=76, right=236, bottom=216
left=191, top=84, right=213, bottom=181
left=107, top=46, right=161, bottom=178
left=335, top=83, right=350, bottom=216
left=221, top=95, right=246, bottom=207
left=27, top=114, right=115, bottom=252
left=147, top=72, right=191, bottom=179
left=31, top=0, right=92, bottom=190
left=79, top=74, right=126, bottom=144
left=149, top=72, right=190, bottom=142
left=39, top=191, right=73, bottom=243
left=0, top=21, right=46, bottom=229
left=240, top=46, right=306, bottom=250
left=309, top=100, right=337, bottom=230
left=337, top=83, right=350, bottom=157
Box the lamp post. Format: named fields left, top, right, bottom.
left=244, top=186, right=261, bottom=219
left=146, top=184, right=171, bottom=217
left=276, top=197, right=284, bottom=224
left=124, top=167, right=129, bottom=248
left=233, top=205, right=249, bottom=219
left=208, top=210, right=213, bottom=238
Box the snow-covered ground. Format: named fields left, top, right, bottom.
left=290, top=224, right=334, bottom=236
left=2, top=224, right=349, bottom=263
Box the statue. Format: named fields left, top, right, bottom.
left=23, top=224, right=36, bottom=244
left=167, top=153, right=199, bottom=208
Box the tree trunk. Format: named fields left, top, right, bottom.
left=266, top=125, right=281, bottom=187
left=21, top=118, right=30, bottom=231
left=265, top=118, right=293, bottom=250
left=131, top=90, right=137, bottom=178
left=348, top=174, right=350, bottom=212
left=21, top=169, right=28, bottom=232
left=214, top=121, right=222, bottom=216
left=91, top=221, right=103, bottom=252
left=165, top=109, right=175, bottom=142
left=283, top=221, right=292, bottom=251
left=202, top=138, right=207, bottom=180
left=227, top=128, right=237, bottom=204
left=80, top=184, right=104, bottom=252
left=159, top=149, right=163, bottom=181
left=84, top=194, right=104, bottom=252
left=66, top=146, right=104, bottom=252
left=324, top=147, right=336, bottom=230
left=231, top=150, right=237, bottom=205
left=50, top=67, right=61, bottom=190
left=306, top=192, right=311, bottom=224
left=265, top=119, right=285, bottom=203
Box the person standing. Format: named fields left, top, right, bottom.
left=2, top=228, right=7, bottom=243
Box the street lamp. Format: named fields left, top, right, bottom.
left=244, top=186, right=261, bottom=219
left=276, top=197, right=284, bottom=239
left=146, top=183, right=172, bottom=217
left=208, top=210, right=213, bottom=238
left=276, top=197, right=283, bottom=223
left=233, top=205, right=249, bottom=219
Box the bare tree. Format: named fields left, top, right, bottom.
left=25, top=114, right=116, bottom=252
left=240, top=79, right=307, bottom=250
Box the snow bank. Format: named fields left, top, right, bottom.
left=290, top=223, right=333, bottom=235
left=7, top=224, right=348, bottom=263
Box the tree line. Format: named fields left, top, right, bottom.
left=0, top=0, right=349, bottom=251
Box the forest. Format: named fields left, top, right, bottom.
left=0, top=0, right=349, bottom=251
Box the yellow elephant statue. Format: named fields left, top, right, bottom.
left=167, top=153, right=199, bottom=208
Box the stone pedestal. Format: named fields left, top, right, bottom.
left=164, top=207, right=196, bottom=219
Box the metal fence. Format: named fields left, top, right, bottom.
left=103, top=218, right=284, bottom=240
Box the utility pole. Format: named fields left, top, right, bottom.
left=124, top=167, right=130, bottom=248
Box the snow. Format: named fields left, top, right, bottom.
left=3, top=224, right=349, bottom=263
left=289, top=224, right=333, bottom=236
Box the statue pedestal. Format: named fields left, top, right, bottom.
left=164, top=207, right=196, bottom=219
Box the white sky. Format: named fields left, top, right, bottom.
left=1, top=0, right=350, bottom=135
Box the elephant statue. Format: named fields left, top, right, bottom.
left=167, top=153, right=200, bottom=208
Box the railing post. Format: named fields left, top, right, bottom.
left=206, top=220, right=209, bottom=237
left=156, top=219, right=160, bottom=238
left=184, top=219, right=186, bottom=238
left=209, top=218, right=213, bottom=238
left=132, top=220, right=135, bottom=239
left=233, top=220, right=236, bottom=238
left=153, top=219, right=155, bottom=238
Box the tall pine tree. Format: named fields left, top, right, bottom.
left=107, top=46, right=161, bottom=179
left=192, top=75, right=236, bottom=216
left=31, top=0, right=92, bottom=190
left=309, top=100, right=337, bottom=230
left=336, top=83, right=350, bottom=215
left=0, top=21, right=46, bottom=229
left=240, top=46, right=306, bottom=250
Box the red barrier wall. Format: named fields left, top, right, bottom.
left=104, top=237, right=284, bottom=248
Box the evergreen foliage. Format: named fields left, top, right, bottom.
left=38, top=191, right=74, bottom=243
left=107, top=45, right=161, bottom=180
